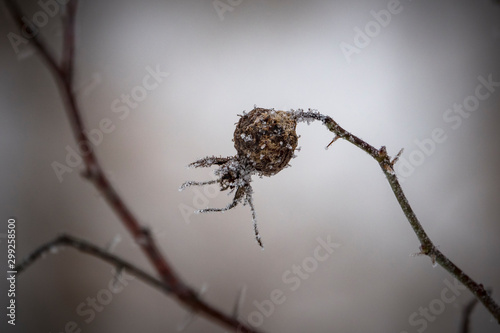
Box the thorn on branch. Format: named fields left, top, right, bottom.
left=15, top=234, right=171, bottom=294
left=325, top=136, right=339, bottom=150
left=391, top=148, right=404, bottom=166
left=411, top=245, right=439, bottom=267
left=4, top=0, right=265, bottom=330
left=177, top=283, right=208, bottom=331
left=430, top=252, right=437, bottom=267
left=136, top=227, right=152, bottom=245
left=378, top=146, right=388, bottom=157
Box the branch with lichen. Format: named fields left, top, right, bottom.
left=3, top=1, right=261, bottom=332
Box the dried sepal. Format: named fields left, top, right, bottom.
left=196, top=186, right=245, bottom=214
left=188, top=156, right=232, bottom=168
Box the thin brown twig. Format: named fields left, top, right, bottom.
left=3, top=1, right=261, bottom=332
left=296, top=109, right=500, bottom=324
left=15, top=234, right=170, bottom=293
left=3, top=0, right=59, bottom=76
left=61, top=1, right=77, bottom=82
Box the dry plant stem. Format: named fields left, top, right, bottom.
left=15, top=234, right=170, bottom=294
left=297, top=110, right=500, bottom=324
left=3, top=1, right=261, bottom=332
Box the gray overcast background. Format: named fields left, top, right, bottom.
left=1, top=0, right=500, bottom=332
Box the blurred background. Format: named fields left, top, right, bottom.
left=1, top=0, right=500, bottom=332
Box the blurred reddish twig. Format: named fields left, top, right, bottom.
left=3, top=1, right=260, bottom=332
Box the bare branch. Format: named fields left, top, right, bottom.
left=296, top=109, right=500, bottom=324
left=3, top=2, right=263, bottom=332
left=5, top=0, right=498, bottom=328
left=390, top=148, right=404, bottom=166
left=232, top=285, right=247, bottom=319
left=16, top=234, right=169, bottom=293
left=325, top=135, right=340, bottom=149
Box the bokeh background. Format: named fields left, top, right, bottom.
left=1, top=0, right=500, bottom=332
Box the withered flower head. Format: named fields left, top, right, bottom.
left=180, top=107, right=302, bottom=248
